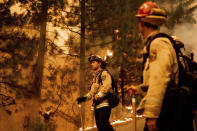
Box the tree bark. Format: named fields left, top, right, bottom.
left=120, top=65, right=125, bottom=104
left=79, top=0, right=86, bottom=129
left=33, top=1, right=48, bottom=98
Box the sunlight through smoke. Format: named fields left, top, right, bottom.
left=10, top=3, right=27, bottom=15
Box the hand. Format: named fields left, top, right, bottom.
left=146, top=118, right=159, bottom=131
left=125, top=85, right=138, bottom=95
left=77, top=96, right=87, bottom=104
left=130, top=85, right=138, bottom=91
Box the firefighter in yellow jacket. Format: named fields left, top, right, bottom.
left=133, top=1, right=178, bottom=131
left=131, top=1, right=194, bottom=131
left=77, top=55, right=114, bottom=131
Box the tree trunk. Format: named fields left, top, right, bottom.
left=33, top=1, right=48, bottom=98
left=120, top=64, right=125, bottom=105
left=80, top=0, right=86, bottom=129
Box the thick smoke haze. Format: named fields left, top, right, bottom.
left=172, top=9, right=197, bottom=62
left=161, top=22, right=197, bottom=62
left=159, top=1, right=197, bottom=62
left=173, top=23, right=197, bottom=62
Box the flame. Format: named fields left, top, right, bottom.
left=104, top=50, right=113, bottom=60
left=107, top=50, right=113, bottom=57
left=114, top=29, right=119, bottom=34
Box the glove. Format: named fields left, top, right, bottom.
left=77, top=96, right=87, bottom=104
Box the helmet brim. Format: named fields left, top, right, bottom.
left=140, top=15, right=167, bottom=26
left=88, top=56, right=103, bottom=63
left=135, top=14, right=146, bottom=18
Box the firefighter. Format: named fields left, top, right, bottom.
left=77, top=55, right=114, bottom=131
left=131, top=1, right=194, bottom=131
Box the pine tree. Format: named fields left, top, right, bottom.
left=0, top=0, right=83, bottom=129
left=0, top=0, right=70, bottom=96
left=156, top=0, right=197, bottom=30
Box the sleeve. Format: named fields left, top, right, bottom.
left=143, top=38, right=173, bottom=118
left=138, top=84, right=148, bottom=96
left=95, top=71, right=112, bottom=100
left=85, top=83, right=100, bottom=100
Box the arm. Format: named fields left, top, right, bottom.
left=85, top=83, right=100, bottom=100
left=128, top=84, right=148, bottom=96
left=77, top=78, right=100, bottom=103
left=143, top=38, right=175, bottom=118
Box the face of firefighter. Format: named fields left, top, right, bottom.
left=90, top=60, right=102, bottom=71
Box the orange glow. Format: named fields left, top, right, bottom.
left=107, top=50, right=113, bottom=57
left=10, top=3, right=27, bottom=15
left=104, top=50, right=113, bottom=60
left=114, top=29, right=119, bottom=34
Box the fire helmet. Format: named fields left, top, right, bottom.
left=88, top=55, right=107, bottom=69
left=135, top=1, right=167, bottom=26
left=88, top=55, right=103, bottom=62
left=88, top=55, right=107, bottom=68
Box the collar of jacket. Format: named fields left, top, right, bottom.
left=94, top=69, right=103, bottom=78
left=145, top=30, right=159, bottom=45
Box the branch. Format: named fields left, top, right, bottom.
left=63, top=53, right=79, bottom=57
left=60, top=9, right=81, bottom=16
left=0, top=81, right=25, bottom=89
left=47, top=39, right=59, bottom=50
left=56, top=110, right=80, bottom=127
left=53, top=78, right=64, bottom=115
left=47, top=39, right=79, bottom=57
left=42, top=105, right=79, bottom=127
left=61, top=25, right=81, bottom=35
left=0, top=93, right=16, bottom=107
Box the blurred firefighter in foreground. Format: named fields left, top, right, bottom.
left=77, top=55, right=114, bottom=131
left=131, top=1, right=194, bottom=131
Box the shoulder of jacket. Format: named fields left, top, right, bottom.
left=101, top=70, right=110, bottom=76
left=150, top=37, right=172, bottom=49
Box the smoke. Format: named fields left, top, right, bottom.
left=173, top=23, right=197, bottom=62
left=161, top=23, right=197, bottom=62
